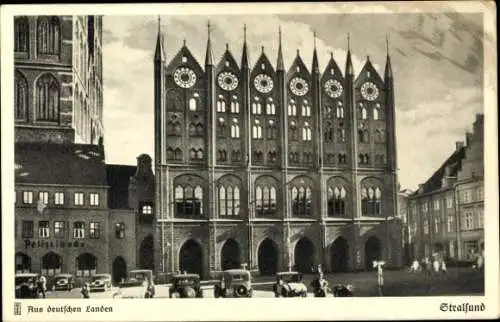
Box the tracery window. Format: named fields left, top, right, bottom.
left=327, top=186, right=347, bottom=216
left=255, top=185, right=277, bottom=216
left=267, top=120, right=278, bottom=139
left=291, top=185, right=312, bottom=216
left=174, top=185, right=203, bottom=216
left=37, top=16, right=60, bottom=55
left=361, top=186, right=382, bottom=215
left=36, top=73, right=59, bottom=122
left=218, top=185, right=240, bottom=216
left=302, top=122, right=312, bottom=141
left=15, top=71, right=28, bottom=120
left=14, top=17, right=29, bottom=52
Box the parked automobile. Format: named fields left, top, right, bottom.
left=214, top=269, right=253, bottom=298
left=273, top=271, right=308, bottom=297
left=89, top=274, right=112, bottom=292
left=15, top=273, right=40, bottom=299
left=331, top=284, right=355, bottom=297
left=119, top=269, right=154, bottom=288
left=169, top=273, right=204, bottom=298
left=51, top=273, right=74, bottom=292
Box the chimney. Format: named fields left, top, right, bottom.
left=456, top=141, right=464, bottom=151
left=465, top=132, right=472, bottom=146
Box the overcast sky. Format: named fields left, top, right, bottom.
left=101, top=11, right=484, bottom=191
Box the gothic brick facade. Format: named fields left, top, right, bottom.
left=152, top=22, right=402, bottom=278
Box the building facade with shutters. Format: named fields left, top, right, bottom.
left=408, top=114, right=484, bottom=262
left=152, top=22, right=402, bottom=279
left=13, top=15, right=155, bottom=284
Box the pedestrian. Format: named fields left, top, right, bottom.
left=410, top=260, right=420, bottom=272
left=311, top=271, right=328, bottom=297
left=38, top=275, right=47, bottom=298
left=476, top=254, right=484, bottom=269
left=81, top=283, right=90, bottom=298
left=144, top=278, right=155, bottom=298
left=441, top=260, right=447, bottom=274
left=373, top=261, right=385, bottom=296
left=432, top=258, right=440, bottom=273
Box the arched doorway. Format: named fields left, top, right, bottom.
left=15, top=252, right=31, bottom=273
left=42, top=252, right=62, bottom=277
left=294, top=237, right=315, bottom=273
left=76, top=253, right=97, bottom=277
left=221, top=239, right=241, bottom=270
left=257, top=238, right=278, bottom=276
left=179, top=239, right=203, bottom=277
left=330, top=237, right=349, bottom=272
left=112, top=256, right=127, bottom=284
left=139, top=234, right=154, bottom=270
left=364, top=236, right=381, bottom=270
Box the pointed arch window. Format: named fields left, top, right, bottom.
left=217, top=99, right=226, bottom=113
left=189, top=98, right=198, bottom=111
left=217, top=149, right=227, bottom=162
left=217, top=118, right=226, bottom=137
left=267, top=120, right=277, bottom=140
left=373, top=107, right=380, bottom=120
left=218, top=184, right=240, bottom=216
left=361, top=185, right=382, bottom=215
left=174, top=184, right=204, bottom=216
left=15, top=17, right=29, bottom=53
left=231, top=118, right=240, bottom=138
left=288, top=100, right=297, bottom=116
left=266, top=99, right=276, bottom=115
left=361, top=106, right=368, bottom=120
left=252, top=120, right=262, bottom=139
left=324, top=122, right=334, bottom=142
left=231, top=97, right=240, bottom=113
left=375, top=129, right=385, bottom=143
left=336, top=102, right=344, bottom=119
left=291, top=184, right=313, bottom=216
left=255, top=184, right=277, bottom=216
left=338, top=153, right=347, bottom=164
left=359, top=153, right=370, bottom=165
left=301, top=101, right=311, bottom=117
left=36, top=73, right=59, bottom=122
left=253, top=150, right=264, bottom=163
left=231, top=150, right=241, bottom=162
left=167, top=148, right=175, bottom=160
left=15, top=71, right=28, bottom=120
left=252, top=98, right=262, bottom=115
left=337, top=127, right=346, bottom=143
left=268, top=150, right=277, bottom=163
left=327, top=186, right=346, bottom=217
left=302, top=122, right=312, bottom=141
left=37, top=16, right=60, bottom=55
left=289, top=121, right=298, bottom=141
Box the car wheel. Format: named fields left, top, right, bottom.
left=301, top=291, right=307, bottom=297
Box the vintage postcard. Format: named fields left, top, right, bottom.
left=1, top=1, right=498, bottom=321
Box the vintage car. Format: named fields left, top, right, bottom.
left=15, top=273, right=40, bottom=299
left=331, top=284, right=354, bottom=297
left=169, top=273, right=204, bottom=298
left=273, top=271, right=308, bottom=297
left=89, top=274, right=112, bottom=292
left=214, top=269, right=253, bottom=298
left=119, top=269, right=154, bottom=288
left=51, top=273, right=74, bottom=291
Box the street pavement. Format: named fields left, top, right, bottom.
left=41, top=267, right=484, bottom=299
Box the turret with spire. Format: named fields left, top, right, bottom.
left=154, top=15, right=166, bottom=166
left=241, top=24, right=249, bottom=69
left=384, top=34, right=397, bottom=172
left=345, top=32, right=354, bottom=76
left=311, top=30, right=321, bottom=169
left=205, top=21, right=214, bottom=67
left=205, top=21, right=216, bottom=168
left=277, top=26, right=284, bottom=71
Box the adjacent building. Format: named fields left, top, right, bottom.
left=153, top=22, right=402, bottom=278
left=13, top=15, right=154, bottom=284
left=408, top=114, right=484, bottom=262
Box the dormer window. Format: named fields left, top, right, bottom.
left=330, top=68, right=334, bottom=75
left=261, top=63, right=265, bottom=70
left=296, top=66, right=300, bottom=72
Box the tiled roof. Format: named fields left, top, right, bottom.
left=412, top=147, right=465, bottom=196
left=106, top=164, right=136, bottom=209
left=15, top=143, right=107, bottom=186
